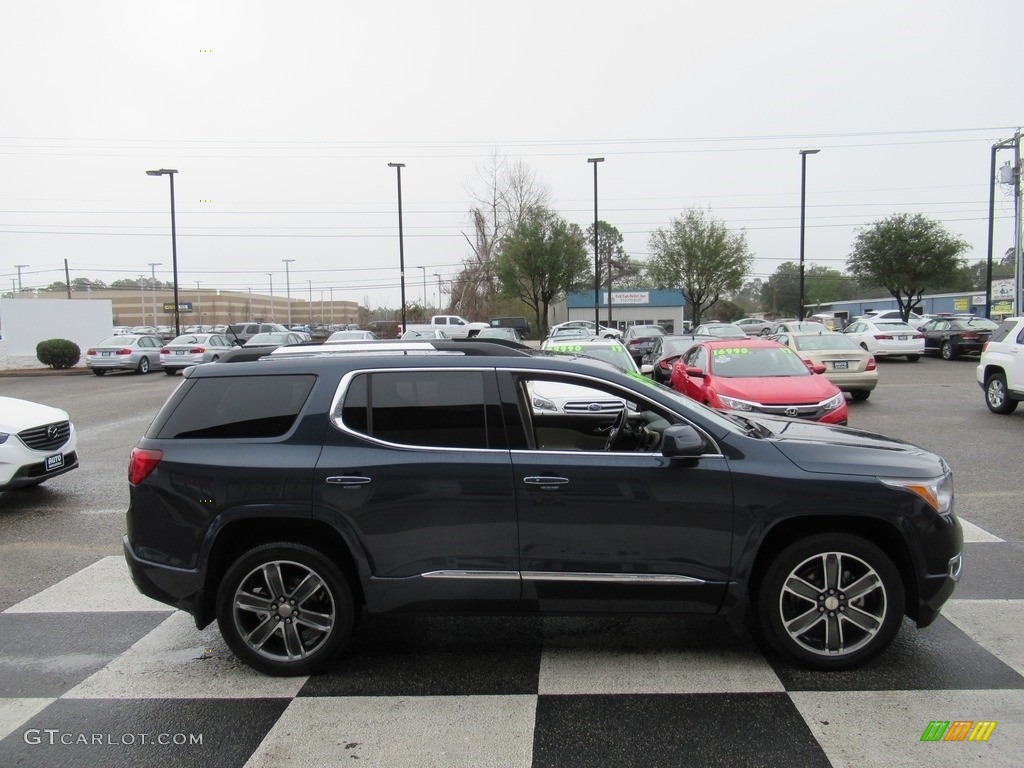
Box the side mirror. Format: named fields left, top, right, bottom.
left=684, top=366, right=705, bottom=379
left=661, top=424, right=705, bottom=457
left=640, top=364, right=654, bottom=376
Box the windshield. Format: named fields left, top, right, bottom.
left=709, top=346, right=810, bottom=377
left=542, top=342, right=637, bottom=372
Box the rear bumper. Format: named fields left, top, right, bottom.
left=123, top=536, right=209, bottom=625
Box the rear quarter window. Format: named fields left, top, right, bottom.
left=152, top=375, right=316, bottom=439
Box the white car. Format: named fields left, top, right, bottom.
left=976, top=316, right=1024, bottom=414
left=532, top=337, right=650, bottom=416
left=548, top=320, right=622, bottom=339
left=0, top=396, right=78, bottom=491
left=842, top=319, right=924, bottom=361
left=856, top=309, right=927, bottom=329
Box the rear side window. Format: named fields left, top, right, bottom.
left=154, top=375, right=315, bottom=439
left=339, top=371, right=491, bottom=449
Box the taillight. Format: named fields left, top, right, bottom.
left=873, top=334, right=889, bottom=340
left=86, top=348, right=96, bottom=355
left=160, top=348, right=170, bottom=354
left=913, top=333, right=924, bottom=339
left=189, top=346, right=207, bottom=354
left=128, top=447, right=163, bottom=485
left=627, top=338, right=641, bottom=346
left=801, top=357, right=814, bottom=371
left=961, top=333, right=979, bottom=341
left=116, top=348, right=132, bottom=355
left=866, top=357, right=877, bottom=371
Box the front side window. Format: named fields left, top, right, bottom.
left=339, top=370, right=491, bottom=449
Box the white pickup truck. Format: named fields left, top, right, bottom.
left=402, top=315, right=489, bottom=339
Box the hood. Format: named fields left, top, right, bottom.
left=0, top=396, right=71, bottom=432
left=752, top=416, right=946, bottom=478
left=713, top=374, right=839, bottom=404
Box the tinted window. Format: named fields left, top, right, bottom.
left=155, top=375, right=315, bottom=439
left=340, top=371, right=490, bottom=449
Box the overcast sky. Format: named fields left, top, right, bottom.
left=2, top=0, right=1022, bottom=314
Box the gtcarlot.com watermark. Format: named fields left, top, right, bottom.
left=24, top=729, right=203, bottom=747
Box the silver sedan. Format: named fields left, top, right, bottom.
left=159, top=333, right=235, bottom=375
left=85, top=335, right=163, bottom=376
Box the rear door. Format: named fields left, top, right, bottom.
left=315, top=367, right=519, bottom=613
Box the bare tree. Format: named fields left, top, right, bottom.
left=450, top=150, right=552, bottom=319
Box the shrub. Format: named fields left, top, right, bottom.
left=36, top=339, right=81, bottom=369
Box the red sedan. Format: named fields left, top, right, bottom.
left=669, top=338, right=849, bottom=425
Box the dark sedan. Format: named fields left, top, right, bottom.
left=645, top=335, right=715, bottom=384
left=920, top=317, right=998, bottom=360
left=622, top=324, right=667, bottom=365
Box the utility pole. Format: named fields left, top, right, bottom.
left=987, top=129, right=1022, bottom=318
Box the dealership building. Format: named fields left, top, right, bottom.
left=549, top=289, right=687, bottom=334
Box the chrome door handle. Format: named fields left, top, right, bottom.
left=523, top=476, right=569, bottom=489
left=326, top=475, right=371, bottom=486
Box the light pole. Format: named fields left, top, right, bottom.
left=588, top=158, right=604, bottom=328
left=266, top=273, right=274, bottom=322
left=195, top=281, right=202, bottom=327
left=307, top=279, right=313, bottom=325
left=282, top=259, right=295, bottom=326
left=798, top=149, right=820, bottom=320
left=416, top=266, right=427, bottom=310
left=13, top=264, right=27, bottom=292
left=146, top=169, right=181, bottom=336
left=387, top=162, right=407, bottom=332
left=148, top=262, right=162, bottom=328
left=433, top=273, right=443, bottom=311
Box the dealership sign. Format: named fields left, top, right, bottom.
left=605, top=292, right=650, bottom=305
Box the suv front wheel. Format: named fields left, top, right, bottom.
left=216, top=543, right=354, bottom=676
left=756, top=534, right=904, bottom=670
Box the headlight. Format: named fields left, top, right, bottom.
left=0, top=432, right=8, bottom=444
left=531, top=396, right=557, bottom=412
left=821, top=393, right=845, bottom=411
left=718, top=395, right=755, bottom=411
left=880, top=472, right=953, bottom=515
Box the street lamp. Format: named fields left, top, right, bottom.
left=308, top=279, right=313, bottom=325
left=145, top=169, right=181, bottom=336
left=387, top=162, right=407, bottom=332
left=13, top=264, right=27, bottom=292
left=148, top=262, right=162, bottom=328
left=588, top=158, right=604, bottom=328
left=266, top=273, right=274, bottom=321
left=417, top=266, right=427, bottom=308
left=798, top=149, right=820, bottom=320
left=433, top=273, right=443, bottom=311
left=282, top=258, right=295, bottom=326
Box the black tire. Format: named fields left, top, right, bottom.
left=92, top=369, right=106, bottom=376
left=216, top=542, right=354, bottom=676
left=984, top=373, right=1019, bottom=414
left=940, top=341, right=956, bottom=361
left=756, top=533, right=904, bottom=670
left=850, top=390, right=870, bottom=401
left=759, top=328, right=771, bottom=336
left=906, top=355, right=920, bottom=362
left=137, top=357, right=150, bottom=374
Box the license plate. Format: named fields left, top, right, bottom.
left=102, top=351, right=111, bottom=357
left=175, top=350, right=186, bottom=355
left=832, top=361, right=849, bottom=370
left=45, top=454, right=64, bottom=472
left=897, top=335, right=908, bottom=341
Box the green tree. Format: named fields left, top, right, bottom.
left=495, top=208, right=590, bottom=336
left=645, top=208, right=753, bottom=326
left=848, top=213, right=970, bottom=321
left=762, top=262, right=800, bottom=317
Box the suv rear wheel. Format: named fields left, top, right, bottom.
left=984, top=372, right=1018, bottom=414
left=216, top=543, right=354, bottom=676
left=756, top=533, right=904, bottom=670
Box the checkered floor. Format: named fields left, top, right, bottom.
left=0, top=519, right=1022, bottom=767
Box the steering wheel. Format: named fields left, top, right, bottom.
left=604, top=408, right=629, bottom=451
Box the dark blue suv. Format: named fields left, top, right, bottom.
left=124, top=342, right=962, bottom=675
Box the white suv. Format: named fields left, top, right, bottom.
left=0, top=397, right=79, bottom=491
left=976, top=316, right=1024, bottom=414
